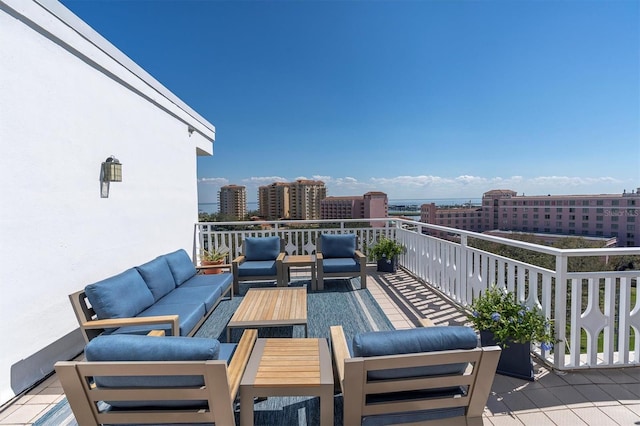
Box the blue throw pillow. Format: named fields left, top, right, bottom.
left=135, top=257, right=176, bottom=301
left=320, top=234, right=356, bottom=258
left=163, top=249, right=197, bottom=285
left=244, top=236, right=280, bottom=261
left=85, top=268, right=155, bottom=319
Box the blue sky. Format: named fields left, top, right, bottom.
left=62, top=0, right=639, bottom=203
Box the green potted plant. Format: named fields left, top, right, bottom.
left=199, top=247, right=229, bottom=275
left=369, top=237, right=406, bottom=273
left=467, top=286, right=553, bottom=381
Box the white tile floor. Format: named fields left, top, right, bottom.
left=1, top=267, right=639, bottom=425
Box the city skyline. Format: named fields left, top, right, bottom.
left=60, top=0, right=640, bottom=203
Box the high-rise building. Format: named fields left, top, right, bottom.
left=290, top=180, right=326, bottom=220
left=219, top=184, right=246, bottom=220
left=258, top=182, right=290, bottom=219
left=321, top=191, right=388, bottom=226
left=420, top=188, right=640, bottom=247
left=258, top=180, right=326, bottom=220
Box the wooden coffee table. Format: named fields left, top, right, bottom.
left=226, top=287, right=307, bottom=342
left=240, top=338, right=333, bottom=426
left=281, top=255, right=317, bottom=290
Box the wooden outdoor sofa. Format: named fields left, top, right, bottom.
left=55, top=329, right=257, bottom=425
left=70, top=249, right=233, bottom=342
left=330, top=325, right=501, bottom=425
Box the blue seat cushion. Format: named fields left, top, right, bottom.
left=162, top=249, right=197, bottom=286
left=85, top=334, right=224, bottom=408
left=244, top=237, right=280, bottom=261
left=238, top=260, right=277, bottom=277
left=85, top=268, right=154, bottom=319
left=218, top=343, right=237, bottom=364
left=135, top=257, right=176, bottom=301
left=322, top=257, right=360, bottom=273
left=353, top=326, right=478, bottom=380
left=180, top=273, right=233, bottom=292
left=155, top=286, right=221, bottom=312
left=320, top=234, right=356, bottom=258
left=362, top=407, right=466, bottom=426
left=112, top=303, right=206, bottom=337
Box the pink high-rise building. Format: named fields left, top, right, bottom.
left=420, top=203, right=483, bottom=233
left=420, top=188, right=640, bottom=247
left=321, top=191, right=388, bottom=226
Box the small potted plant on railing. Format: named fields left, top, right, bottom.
left=467, top=286, right=553, bottom=381
left=199, top=247, right=229, bottom=275
left=369, top=237, right=406, bottom=273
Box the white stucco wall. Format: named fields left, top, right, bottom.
left=0, top=0, right=215, bottom=404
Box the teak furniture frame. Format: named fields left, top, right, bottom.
left=240, top=338, right=334, bottom=426
left=54, top=329, right=257, bottom=426
left=330, top=325, right=501, bottom=426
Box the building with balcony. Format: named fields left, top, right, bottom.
left=258, top=182, right=291, bottom=219
left=321, top=191, right=388, bottom=226
left=259, top=180, right=326, bottom=220
left=421, top=188, right=640, bottom=247
left=290, top=179, right=326, bottom=220
left=219, top=184, right=246, bottom=219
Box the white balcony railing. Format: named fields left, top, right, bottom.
left=195, top=218, right=640, bottom=371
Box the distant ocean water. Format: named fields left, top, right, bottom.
left=198, top=198, right=481, bottom=215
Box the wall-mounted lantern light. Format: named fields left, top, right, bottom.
left=101, top=155, right=122, bottom=198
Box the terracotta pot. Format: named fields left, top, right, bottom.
left=201, top=260, right=224, bottom=274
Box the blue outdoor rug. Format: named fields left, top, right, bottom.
left=35, top=279, right=394, bottom=426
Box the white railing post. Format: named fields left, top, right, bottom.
left=192, top=223, right=200, bottom=265
left=618, top=276, right=632, bottom=364
left=459, top=234, right=468, bottom=305
left=554, top=253, right=568, bottom=370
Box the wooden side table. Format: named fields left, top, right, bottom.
left=240, top=338, right=333, bottom=426
left=281, top=255, right=317, bottom=290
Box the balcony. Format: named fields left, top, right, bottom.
left=197, top=217, right=640, bottom=372
left=3, top=218, right=639, bottom=425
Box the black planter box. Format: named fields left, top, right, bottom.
left=376, top=257, right=397, bottom=273
left=480, top=330, right=534, bottom=381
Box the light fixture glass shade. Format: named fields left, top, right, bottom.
left=102, top=156, right=122, bottom=182
left=104, top=162, right=122, bottom=182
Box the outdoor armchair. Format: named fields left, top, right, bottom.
left=232, top=236, right=285, bottom=294
left=54, top=329, right=258, bottom=426
left=316, top=233, right=366, bottom=290
left=330, top=325, right=501, bottom=426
